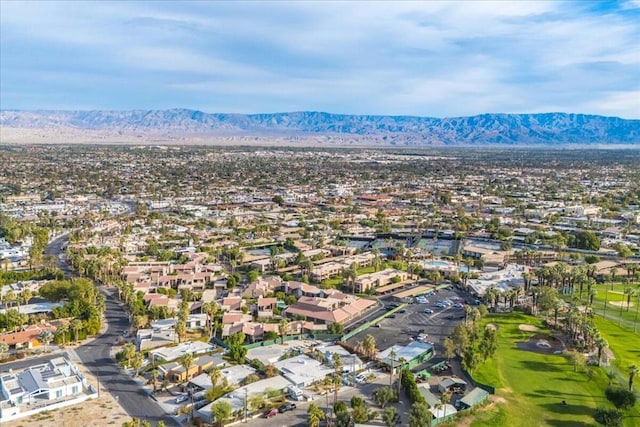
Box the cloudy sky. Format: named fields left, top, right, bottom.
left=1, top=1, right=639, bottom=118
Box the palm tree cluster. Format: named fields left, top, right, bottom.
left=353, top=334, right=377, bottom=361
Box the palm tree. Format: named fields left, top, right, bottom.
left=594, top=334, right=608, bottom=367
left=202, top=301, right=219, bottom=337
left=362, top=334, right=377, bottom=361
left=181, top=353, right=194, bottom=381
left=56, top=323, right=69, bottom=346
left=332, top=352, right=342, bottom=406
left=388, top=348, right=397, bottom=387
left=396, top=357, right=407, bottom=395
left=278, top=318, right=289, bottom=345
left=628, top=364, right=639, bottom=391
left=307, top=403, right=325, bottom=427
left=610, top=267, right=618, bottom=289
left=210, top=367, right=222, bottom=388
left=38, top=329, right=54, bottom=352
left=624, top=287, right=635, bottom=312
left=70, top=319, right=83, bottom=343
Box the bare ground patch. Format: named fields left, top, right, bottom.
left=518, top=324, right=539, bottom=332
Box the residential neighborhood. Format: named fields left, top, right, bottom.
left=0, top=146, right=639, bottom=427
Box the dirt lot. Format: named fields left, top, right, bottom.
left=3, top=363, right=129, bottom=427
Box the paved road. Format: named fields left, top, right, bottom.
left=44, top=236, right=177, bottom=427
left=0, top=353, right=62, bottom=373
left=44, top=234, right=74, bottom=277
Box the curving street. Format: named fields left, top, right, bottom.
left=45, top=235, right=177, bottom=426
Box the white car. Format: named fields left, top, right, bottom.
left=354, top=374, right=367, bottom=384
left=423, top=308, right=434, bottom=314
left=175, top=395, right=188, bottom=404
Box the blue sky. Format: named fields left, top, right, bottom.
left=1, top=0, right=639, bottom=118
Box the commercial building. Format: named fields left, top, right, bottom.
left=273, top=355, right=334, bottom=388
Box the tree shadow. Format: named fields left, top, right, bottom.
left=540, top=402, right=593, bottom=416
left=533, top=389, right=605, bottom=401
left=519, top=360, right=563, bottom=372
left=546, top=420, right=593, bottom=427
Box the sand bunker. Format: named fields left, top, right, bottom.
left=519, top=324, right=539, bottom=332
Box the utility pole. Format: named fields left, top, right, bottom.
left=244, top=388, right=248, bottom=423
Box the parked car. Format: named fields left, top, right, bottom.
left=354, top=374, right=367, bottom=383
left=397, top=309, right=407, bottom=314
left=387, top=314, right=396, bottom=319
left=278, top=403, right=297, bottom=413
left=453, top=303, right=464, bottom=309
left=423, top=308, right=434, bottom=314
left=265, top=408, right=278, bottom=418
left=175, top=395, right=188, bottom=404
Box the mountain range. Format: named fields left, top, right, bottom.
left=1, top=109, right=639, bottom=145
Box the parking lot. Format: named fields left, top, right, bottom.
left=347, top=287, right=471, bottom=357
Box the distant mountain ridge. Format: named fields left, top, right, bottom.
left=1, top=109, right=639, bottom=145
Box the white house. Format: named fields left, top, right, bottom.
left=0, top=357, right=95, bottom=422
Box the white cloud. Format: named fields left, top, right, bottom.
left=0, top=0, right=638, bottom=117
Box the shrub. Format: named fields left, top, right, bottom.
left=594, top=407, right=623, bottom=426
left=605, top=387, right=636, bottom=409
left=334, top=401, right=348, bottom=414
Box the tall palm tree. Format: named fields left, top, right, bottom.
left=332, top=353, right=342, bottom=406
left=629, top=364, right=639, bottom=391
left=396, top=357, right=407, bottom=395
left=181, top=353, right=194, bottom=381
left=210, top=367, right=221, bottom=389
left=202, top=301, right=218, bottom=337
left=56, top=323, right=69, bottom=346
left=594, top=335, right=608, bottom=367
left=363, top=334, right=377, bottom=361
left=70, top=319, right=83, bottom=342
left=624, top=287, right=635, bottom=312
left=388, top=349, right=397, bottom=387
left=279, top=318, right=289, bottom=345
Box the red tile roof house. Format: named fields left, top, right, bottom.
left=0, top=323, right=57, bottom=350
left=221, top=313, right=253, bottom=338
left=283, top=295, right=376, bottom=328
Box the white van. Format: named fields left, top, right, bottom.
left=287, top=385, right=304, bottom=401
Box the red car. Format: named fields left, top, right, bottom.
left=264, top=409, right=278, bottom=418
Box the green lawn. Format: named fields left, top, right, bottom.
left=593, top=316, right=640, bottom=391
left=470, top=312, right=640, bottom=427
